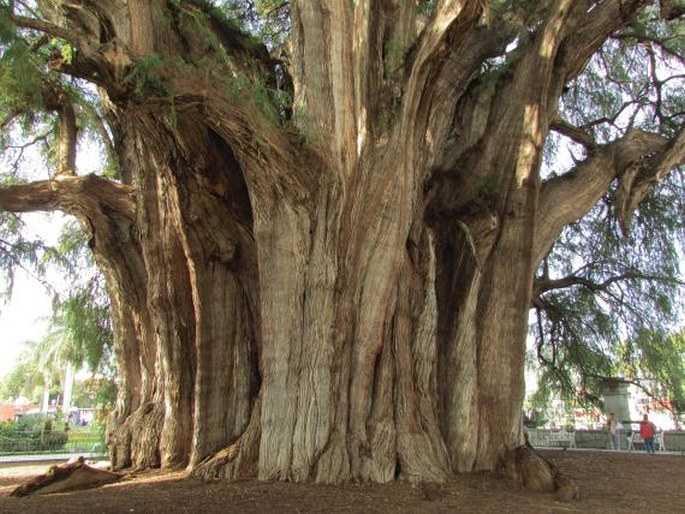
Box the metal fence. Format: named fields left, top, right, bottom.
left=0, top=429, right=106, bottom=456
left=527, top=428, right=685, bottom=452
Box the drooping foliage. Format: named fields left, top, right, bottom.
left=529, top=4, right=685, bottom=406
left=49, top=220, right=114, bottom=376
left=0, top=0, right=114, bottom=374
left=617, top=329, right=685, bottom=419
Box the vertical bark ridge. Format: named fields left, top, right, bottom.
left=393, top=232, right=450, bottom=482
left=434, top=225, right=482, bottom=472
left=256, top=201, right=312, bottom=480
left=149, top=172, right=195, bottom=469
left=342, top=155, right=412, bottom=478
left=291, top=2, right=348, bottom=162
left=108, top=290, right=142, bottom=416
left=422, top=3, right=580, bottom=472
left=126, top=0, right=185, bottom=58
left=110, top=113, right=197, bottom=470
left=291, top=184, right=343, bottom=481
left=106, top=291, right=141, bottom=470
left=150, top=179, right=195, bottom=468
left=191, top=396, right=263, bottom=480
left=463, top=5, right=579, bottom=469
left=34, top=174, right=164, bottom=471
left=129, top=401, right=165, bottom=469
left=187, top=270, right=255, bottom=467
left=473, top=237, right=531, bottom=470
left=103, top=305, right=160, bottom=469
left=360, top=319, right=396, bottom=483
left=399, top=0, right=480, bottom=161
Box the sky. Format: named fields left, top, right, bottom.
left=0, top=212, right=66, bottom=380
left=0, top=126, right=104, bottom=381
left=0, top=270, right=53, bottom=379
left=0, top=139, right=101, bottom=382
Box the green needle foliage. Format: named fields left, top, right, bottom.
left=49, top=220, right=114, bottom=377
left=616, top=329, right=685, bottom=418
left=530, top=5, right=685, bottom=411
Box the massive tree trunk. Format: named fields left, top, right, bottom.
left=1, top=0, right=683, bottom=485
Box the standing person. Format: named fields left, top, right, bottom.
left=607, top=413, right=622, bottom=450
left=639, top=414, right=657, bottom=454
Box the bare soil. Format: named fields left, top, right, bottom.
left=0, top=450, right=682, bottom=513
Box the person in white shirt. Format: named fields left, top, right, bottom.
left=606, top=412, right=623, bottom=450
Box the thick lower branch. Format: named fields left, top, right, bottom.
left=535, top=130, right=669, bottom=265
left=617, top=127, right=685, bottom=232
left=0, top=176, right=135, bottom=219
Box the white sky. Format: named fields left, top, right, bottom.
left=0, top=134, right=101, bottom=382
left=0, top=212, right=67, bottom=380
left=0, top=271, right=53, bottom=379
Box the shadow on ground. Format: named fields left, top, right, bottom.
left=0, top=450, right=682, bottom=513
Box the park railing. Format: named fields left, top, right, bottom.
left=0, top=428, right=106, bottom=456
left=527, top=428, right=685, bottom=452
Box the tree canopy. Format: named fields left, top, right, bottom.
left=0, top=0, right=683, bottom=487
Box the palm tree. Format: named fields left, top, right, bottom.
left=5, top=338, right=61, bottom=413
left=9, top=321, right=81, bottom=414
left=41, top=324, right=76, bottom=413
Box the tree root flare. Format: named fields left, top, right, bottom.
left=500, top=445, right=580, bottom=502
left=10, top=456, right=123, bottom=497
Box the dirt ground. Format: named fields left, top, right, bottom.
left=0, top=450, right=682, bottom=513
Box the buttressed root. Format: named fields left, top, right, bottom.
left=499, top=445, right=580, bottom=502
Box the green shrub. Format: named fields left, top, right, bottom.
left=0, top=415, right=69, bottom=453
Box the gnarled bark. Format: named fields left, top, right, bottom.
left=1, top=0, right=683, bottom=492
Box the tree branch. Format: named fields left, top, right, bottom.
left=575, top=98, right=645, bottom=134
left=0, top=237, right=57, bottom=300
left=91, top=113, right=120, bottom=178
left=534, top=129, right=669, bottom=265
left=612, top=32, right=685, bottom=63
left=8, top=8, right=76, bottom=44
left=401, top=0, right=482, bottom=136
left=550, top=116, right=597, bottom=149
left=41, top=84, right=78, bottom=178
left=0, top=176, right=135, bottom=221
left=616, top=127, right=685, bottom=233
left=534, top=274, right=604, bottom=297
left=425, top=3, right=602, bottom=220
left=584, top=373, right=679, bottom=417
left=169, top=71, right=318, bottom=206
left=555, top=0, right=649, bottom=82
left=660, top=0, right=685, bottom=20
left=533, top=269, right=683, bottom=299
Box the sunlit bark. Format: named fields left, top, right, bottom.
left=1, top=0, right=683, bottom=488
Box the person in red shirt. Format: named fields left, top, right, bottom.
left=639, top=414, right=657, bottom=454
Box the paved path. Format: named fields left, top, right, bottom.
left=0, top=453, right=104, bottom=465
left=536, top=446, right=683, bottom=455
